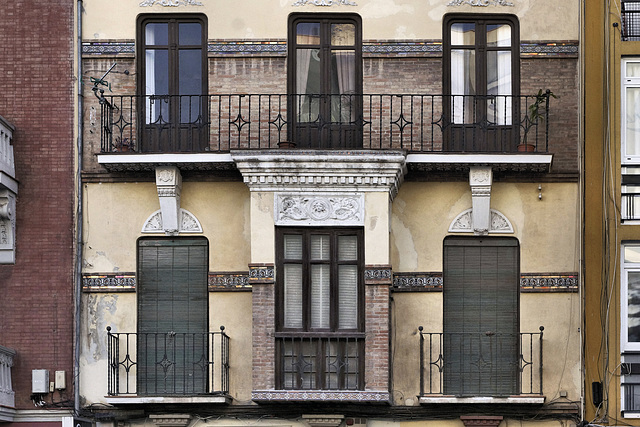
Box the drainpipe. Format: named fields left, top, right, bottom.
left=74, top=0, right=84, bottom=416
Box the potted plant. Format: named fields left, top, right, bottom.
left=519, top=89, right=557, bottom=152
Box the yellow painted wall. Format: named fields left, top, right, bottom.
left=81, top=0, right=579, bottom=41
left=391, top=182, right=580, bottom=273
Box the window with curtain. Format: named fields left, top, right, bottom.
left=444, top=14, right=519, bottom=126
left=137, top=15, right=207, bottom=152
left=276, top=227, right=364, bottom=390
left=288, top=14, right=363, bottom=149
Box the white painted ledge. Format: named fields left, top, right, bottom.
left=105, top=395, right=230, bottom=405
left=98, top=153, right=233, bottom=165
left=419, top=395, right=545, bottom=405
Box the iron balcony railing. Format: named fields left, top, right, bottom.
left=106, top=326, right=229, bottom=396
left=98, top=93, right=552, bottom=154
left=623, top=1, right=640, bottom=40
left=418, top=327, right=544, bottom=397
left=275, top=333, right=364, bottom=391
left=623, top=192, right=640, bottom=221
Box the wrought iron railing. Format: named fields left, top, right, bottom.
left=275, top=334, right=364, bottom=391
left=418, top=327, right=544, bottom=397
left=97, top=93, right=552, bottom=154
left=623, top=192, right=640, bottom=221
left=623, top=1, right=640, bottom=40
left=106, top=326, right=229, bottom=396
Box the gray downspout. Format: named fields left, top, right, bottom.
left=74, top=0, right=83, bottom=415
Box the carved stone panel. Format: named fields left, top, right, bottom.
left=275, top=193, right=364, bottom=226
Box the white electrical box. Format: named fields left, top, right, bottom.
left=32, top=369, right=49, bottom=393
left=55, top=371, right=66, bottom=390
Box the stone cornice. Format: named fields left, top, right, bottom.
left=231, top=150, right=407, bottom=199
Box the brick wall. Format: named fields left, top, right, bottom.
left=0, top=0, right=75, bottom=409
left=364, top=283, right=390, bottom=390
left=252, top=282, right=276, bottom=390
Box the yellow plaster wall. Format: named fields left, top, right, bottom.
left=391, top=291, right=581, bottom=405
left=365, top=192, right=390, bottom=265
left=82, top=181, right=250, bottom=273
left=390, top=182, right=579, bottom=273
left=81, top=0, right=578, bottom=41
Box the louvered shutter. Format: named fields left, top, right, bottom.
left=137, top=238, right=208, bottom=395
left=443, top=236, right=519, bottom=396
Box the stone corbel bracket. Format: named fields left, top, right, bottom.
left=469, top=166, right=492, bottom=235
left=155, top=166, right=182, bottom=235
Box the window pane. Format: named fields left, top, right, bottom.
left=451, top=23, right=475, bottom=45
left=311, top=264, right=330, bottom=328
left=145, top=50, right=169, bottom=124
left=338, top=265, right=358, bottom=329
left=338, top=235, right=358, bottom=260
left=627, top=87, right=640, bottom=156
left=628, top=62, right=640, bottom=77
left=451, top=49, right=475, bottom=124
left=297, top=49, right=321, bottom=122
left=145, top=23, right=168, bottom=45
left=284, top=264, right=303, bottom=328
left=179, top=22, right=201, bottom=45
left=179, top=50, right=202, bottom=123
left=297, top=22, right=320, bottom=45
left=487, top=51, right=512, bottom=125
left=284, top=234, right=303, bottom=259
left=629, top=271, right=640, bottom=343
left=331, top=23, right=355, bottom=46
left=626, top=245, right=640, bottom=263
left=310, top=235, right=330, bottom=260
left=330, top=51, right=356, bottom=122
left=487, top=24, right=511, bottom=47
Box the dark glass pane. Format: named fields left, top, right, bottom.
left=296, top=48, right=320, bottom=122
left=179, top=49, right=202, bottom=122
left=145, top=23, right=168, bottom=45
left=179, top=22, right=202, bottom=45
left=297, top=22, right=321, bottom=45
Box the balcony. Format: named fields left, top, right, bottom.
left=106, top=327, right=229, bottom=403
left=0, top=345, right=16, bottom=422
left=97, top=93, right=552, bottom=156
left=623, top=1, right=640, bottom=40
left=418, top=327, right=544, bottom=404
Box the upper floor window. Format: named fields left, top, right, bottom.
left=137, top=15, right=208, bottom=152
left=623, top=1, right=640, bottom=41
left=622, top=59, right=640, bottom=220
left=287, top=14, right=362, bottom=149
left=443, top=14, right=519, bottom=152
left=276, top=227, right=364, bottom=390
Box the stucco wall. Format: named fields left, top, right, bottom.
left=81, top=0, right=579, bottom=41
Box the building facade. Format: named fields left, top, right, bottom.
left=78, top=1, right=581, bottom=427
left=0, top=1, right=77, bottom=426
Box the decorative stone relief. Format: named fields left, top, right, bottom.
left=276, top=194, right=364, bottom=226
left=142, top=209, right=203, bottom=234
left=448, top=209, right=514, bottom=234
left=293, top=0, right=357, bottom=6
left=140, top=0, right=203, bottom=6
left=0, top=190, right=16, bottom=264
left=448, top=0, right=513, bottom=6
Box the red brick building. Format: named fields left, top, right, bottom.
left=0, top=1, right=76, bottom=425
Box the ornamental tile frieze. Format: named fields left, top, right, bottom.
left=276, top=194, right=364, bottom=226
left=140, top=0, right=203, bottom=6
left=249, top=264, right=275, bottom=284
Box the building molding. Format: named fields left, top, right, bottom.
left=448, top=208, right=514, bottom=234
left=469, top=166, right=493, bottom=235
left=252, top=390, right=390, bottom=402
left=232, top=150, right=406, bottom=200
left=142, top=209, right=203, bottom=235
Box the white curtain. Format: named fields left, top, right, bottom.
left=334, top=51, right=356, bottom=122
left=451, top=50, right=475, bottom=124
left=338, top=235, right=358, bottom=329
left=310, top=235, right=330, bottom=329
left=283, top=235, right=303, bottom=329
left=627, top=87, right=640, bottom=156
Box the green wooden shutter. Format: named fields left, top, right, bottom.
left=443, top=236, right=519, bottom=396
left=137, top=238, right=208, bottom=395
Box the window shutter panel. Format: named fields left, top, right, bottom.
left=284, top=264, right=303, bottom=328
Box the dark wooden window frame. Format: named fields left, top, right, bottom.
left=442, top=14, right=520, bottom=152
left=136, top=14, right=208, bottom=152
left=287, top=13, right=363, bottom=149
left=275, top=227, right=365, bottom=390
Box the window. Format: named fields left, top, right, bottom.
left=137, top=237, right=208, bottom=395
left=138, top=15, right=208, bottom=152
left=622, top=244, right=640, bottom=414
left=443, top=236, right=520, bottom=396
left=288, top=14, right=362, bottom=149
left=623, top=59, right=640, bottom=220
left=443, top=14, right=519, bottom=151
left=276, top=227, right=364, bottom=390
left=623, top=1, right=640, bottom=41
